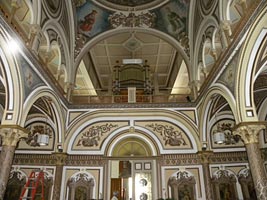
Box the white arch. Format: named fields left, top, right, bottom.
left=236, top=5, right=267, bottom=121
left=0, top=25, right=24, bottom=124
left=198, top=83, right=237, bottom=146
left=73, top=27, right=190, bottom=83
left=23, top=86, right=65, bottom=144
left=193, top=16, right=219, bottom=81
left=67, top=116, right=198, bottom=155
left=41, top=20, right=71, bottom=83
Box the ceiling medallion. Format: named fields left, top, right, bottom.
left=123, top=34, right=142, bottom=52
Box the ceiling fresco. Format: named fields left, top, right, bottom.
left=104, top=0, right=156, bottom=7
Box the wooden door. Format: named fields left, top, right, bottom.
left=110, top=178, right=122, bottom=200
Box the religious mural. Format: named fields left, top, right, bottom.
left=17, top=55, right=45, bottom=100
left=76, top=1, right=111, bottom=38
left=154, top=0, right=189, bottom=39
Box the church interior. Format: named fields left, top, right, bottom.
left=0, top=0, right=267, bottom=199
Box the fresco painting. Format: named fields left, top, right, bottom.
left=76, top=1, right=111, bottom=38
left=154, top=0, right=189, bottom=39
left=18, top=55, right=44, bottom=99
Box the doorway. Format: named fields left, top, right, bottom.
left=109, top=136, right=156, bottom=200
left=110, top=160, right=153, bottom=200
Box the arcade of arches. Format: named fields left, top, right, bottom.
left=0, top=0, right=267, bottom=200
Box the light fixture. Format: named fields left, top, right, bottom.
left=122, top=58, right=143, bottom=65
left=213, top=121, right=240, bottom=145
left=37, top=134, right=49, bottom=146
left=213, top=129, right=226, bottom=144
left=37, top=133, right=49, bottom=146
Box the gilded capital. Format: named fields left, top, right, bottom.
left=233, top=122, right=266, bottom=144
left=198, top=151, right=213, bottom=164
left=52, top=153, right=68, bottom=165
left=0, top=125, right=29, bottom=146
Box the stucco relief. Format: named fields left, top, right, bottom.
left=72, top=121, right=127, bottom=150
left=136, top=121, right=192, bottom=149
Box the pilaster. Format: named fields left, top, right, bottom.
left=199, top=151, right=214, bottom=200
left=52, top=153, right=67, bottom=200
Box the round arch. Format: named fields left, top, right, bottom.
left=41, top=20, right=71, bottom=83
left=198, top=83, right=238, bottom=145
left=106, top=128, right=159, bottom=157
left=235, top=6, right=267, bottom=122
left=73, top=27, right=191, bottom=83
left=193, top=16, right=220, bottom=82
left=65, top=109, right=200, bottom=153
left=22, top=86, right=65, bottom=145
left=0, top=26, right=24, bottom=125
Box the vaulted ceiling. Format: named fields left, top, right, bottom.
left=0, top=0, right=251, bottom=105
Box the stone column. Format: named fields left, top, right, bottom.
left=0, top=125, right=28, bottom=200
left=199, top=151, right=213, bottom=200
left=51, top=153, right=67, bottom=200
left=233, top=122, right=267, bottom=200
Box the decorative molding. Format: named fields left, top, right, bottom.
left=76, top=123, right=118, bottom=147
left=109, top=11, right=156, bottom=28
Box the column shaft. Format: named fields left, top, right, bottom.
left=0, top=145, right=16, bottom=200
left=52, top=165, right=63, bottom=200
left=202, top=162, right=213, bottom=200
left=52, top=153, right=67, bottom=200
left=246, top=143, right=267, bottom=199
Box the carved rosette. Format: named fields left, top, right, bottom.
left=109, top=11, right=156, bottom=28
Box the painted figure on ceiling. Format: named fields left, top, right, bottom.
left=79, top=9, right=98, bottom=32
left=165, top=6, right=185, bottom=35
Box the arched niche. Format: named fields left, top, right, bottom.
left=168, top=170, right=196, bottom=200
left=67, top=172, right=95, bottom=200
left=238, top=168, right=256, bottom=200
left=4, top=170, right=27, bottom=200
left=198, top=85, right=238, bottom=150
left=211, top=169, right=239, bottom=200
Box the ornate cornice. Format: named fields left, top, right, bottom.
left=12, top=151, right=248, bottom=166
left=160, top=151, right=248, bottom=165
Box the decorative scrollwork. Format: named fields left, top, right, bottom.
left=109, top=11, right=156, bottom=28
left=146, top=123, right=186, bottom=146
left=213, top=169, right=236, bottom=181
left=71, top=173, right=92, bottom=182
left=77, top=123, right=118, bottom=147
